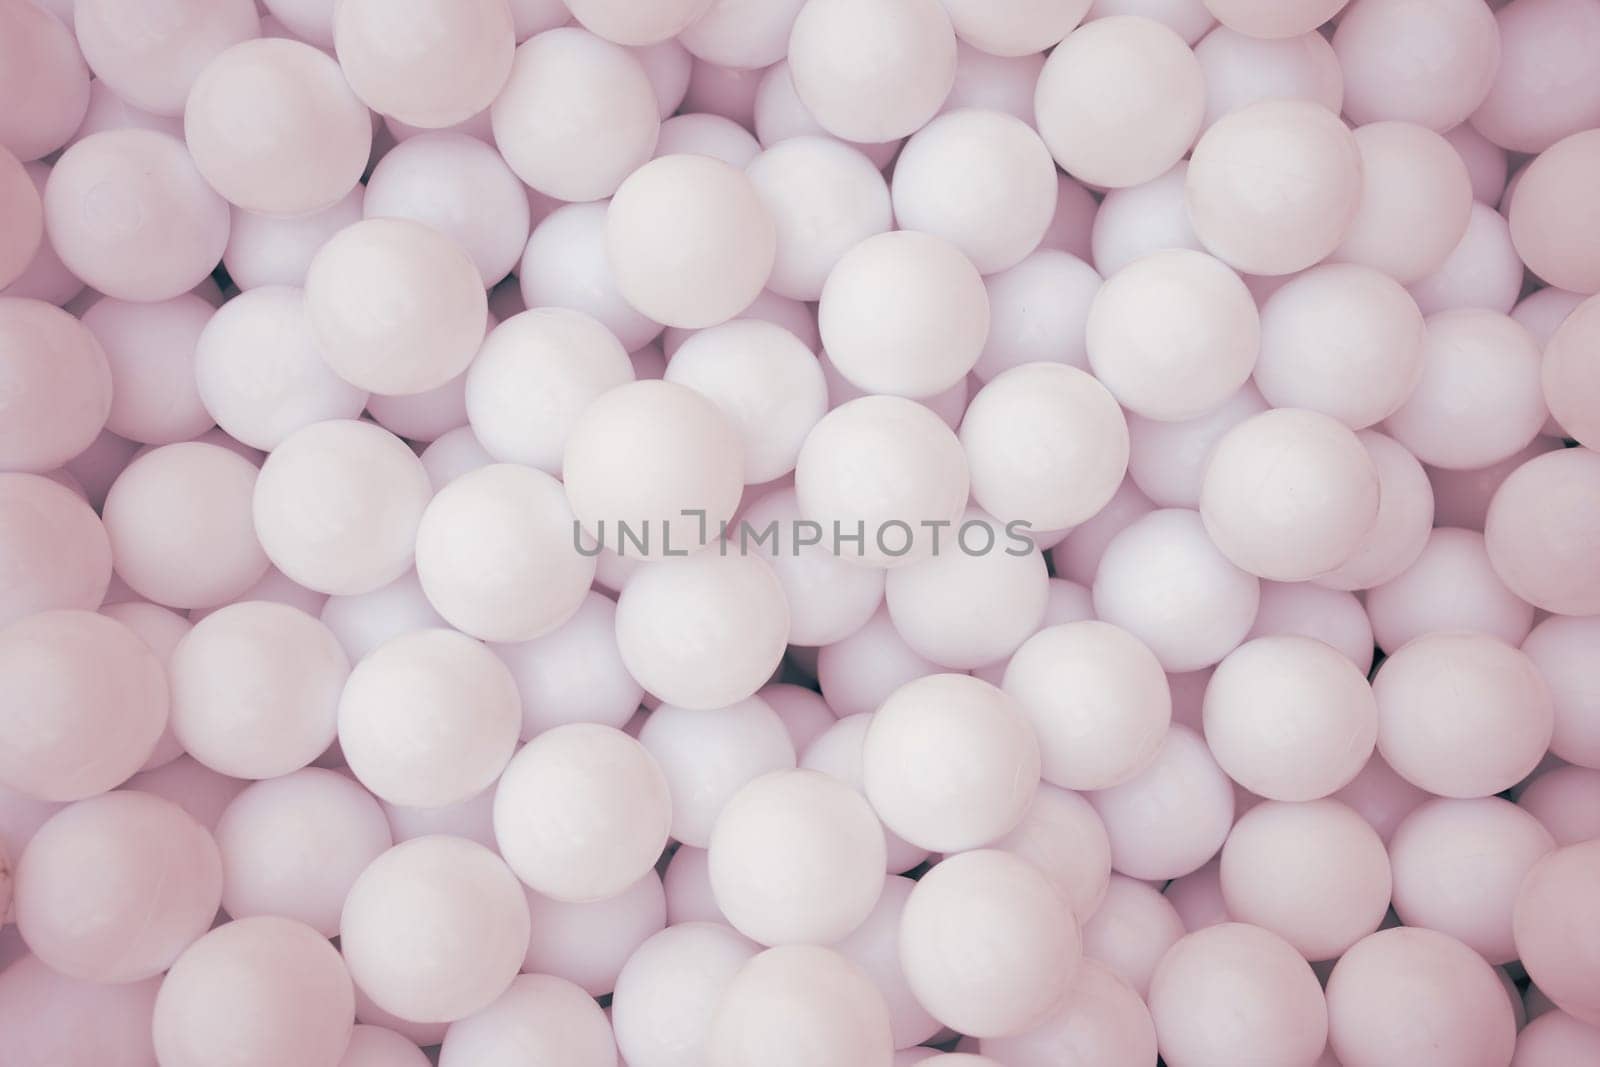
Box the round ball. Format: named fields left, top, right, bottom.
left=1088, top=724, right=1236, bottom=880
left=153, top=917, right=354, bottom=1067
left=16, top=791, right=221, bottom=982
left=0, top=610, right=166, bottom=802
left=1185, top=99, right=1363, bottom=275
left=706, top=945, right=894, bottom=1067
left=1201, top=0, right=1344, bottom=38
left=1471, top=0, right=1600, bottom=154
left=1316, top=429, right=1435, bottom=591
left=1194, top=26, right=1344, bottom=131
left=1364, top=527, right=1534, bottom=653
left=519, top=202, right=663, bottom=350
left=1524, top=615, right=1600, bottom=769
left=222, top=185, right=363, bottom=291
left=333, top=0, right=513, bottom=128
left=1511, top=130, right=1600, bottom=294
left=1334, top=121, right=1474, bottom=284
left=0, top=298, right=111, bottom=473
left=0, top=145, right=43, bottom=289
left=338, top=629, right=520, bottom=808
left=612, top=921, right=760, bottom=1067
left=492, top=590, right=644, bottom=738
left=974, top=249, right=1102, bottom=380
left=0, top=0, right=90, bottom=160
left=1515, top=842, right=1600, bottom=1026
left=1542, top=295, right=1600, bottom=449
left=979, top=960, right=1158, bottom=1067
left=563, top=0, right=711, bottom=45
left=0, top=954, right=161, bottom=1067
left=0, top=473, right=111, bottom=626
left=1484, top=447, right=1600, bottom=616
left=708, top=769, right=886, bottom=946
left=81, top=295, right=214, bottom=446
left=341, top=836, right=529, bottom=1024
left=438, top=973, right=615, bottom=1067
left=1333, top=0, right=1501, bottom=131
left=521, top=871, right=666, bottom=996
left=1374, top=632, right=1554, bottom=798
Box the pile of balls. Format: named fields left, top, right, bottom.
left=3, top=0, right=1600, bottom=1064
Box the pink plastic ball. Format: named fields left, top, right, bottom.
left=978, top=959, right=1157, bottom=1067
left=1365, top=527, right=1534, bottom=652
left=974, top=250, right=1100, bottom=380
left=1522, top=615, right=1600, bottom=768
left=1247, top=581, right=1374, bottom=672
left=223, top=186, right=363, bottom=291
left=333, top=0, right=513, bottom=129
left=0, top=953, right=160, bottom=1067
left=522, top=870, right=665, bottom=996
left=0, top=296, right=114, bottom=470
left=1471, top=0, right=1600, bottom=153
left=706, top=945, right=894, bottom=1067
left=1336, top=121, right=1475, bottom=283
left=942, top=42, right=1045, bottom=123
left=1080, top=874, right=1186, bottom=997
left=340, top=1026, right=430, bottom=1067
left=80, top=295, right=213, bottom=445
left=1089, top=724, right=1236, bottom=879
left=640, top=698, right=796, bottom=849
left=1195, top=25, right=1342, bottom=130
left=519, top=204, right=663, bottom=351
left=74, top=0, right=257, bottom=117
left=491, top=589, right=644, bottom=737
left=1407, top=200, right=1524, bottom=315
left=678, top=0, right=805, bottom=68
left=439, top=974, right=617, bottom=1067
left=1516, top=765, right=1600, bottom=843
left=0, top=0, right=91, bottom=160
left=1483, top=447, right=1600, bottom=615
left=0, top=473, right=111, bottom=626
left=0, top=146, right=41, bottom=288
left=1511, top=130, right=1600, bottom=294
left=1541, top=294, right=1600, bottom=448
left=1514, top=1012, right=1600, bottom=1067
left=751, top=62, right=904, bottom=171
left=1333, top=0, right=1501, bottom=130
left=564, top=0, right=711, bottom=45
left=611, top=921, right=760, bottom=1067
left=1515, top=842, right=1600, bottom=1026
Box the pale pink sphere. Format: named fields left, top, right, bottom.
left=154, top=916, right=353, bottom=1067
left=801, top=713, right=930, bottom=875
left=193, top=287, right=367, bottom=450
left=1515, top=765, right=1600, bottom=843
left=304, top=218, right=486, bottom=396
left=1407, top=200, right=1524, bottom=315
left=1390, top=796, right=1556, bottom=964
left=1514, top=1012, right=1600, bottom=1067
left=1247, top=581, right=1374, bottom=672
left=15, top=791, right=219, bottom=982
left=1150, top=923, right=1328, bottom=1067
left=1081, top=874, right=1185, bottom=997
left=0, top=610, right=166, bottom=802
left=1255, top=264, right=1426, bottom=430
left=1318, top=431, right=1436, bottom=591
left=1201, top=408, right=1380, bottom=581
left=677, top=0, right=803, bottom=67
left=1516, top=842, right=1600, bottom=1025
left=333, top=0, right=512, bottom=129
left=0, top=297, right=110, bottom=473
left=2, top=162, right=85, bottom=307
left=382, top=784, right=497, bottom=852
left=342, top=836, right=528, bottom=1024
left=340, top=1026, right=430, bottom=1067
left=1472, top=0, right=1600, bottom=153
left=942, top=42, right=1045, bottom=123
left=863, top=674, right=1040, bottom=852
left=1446, top=122, right=1510, bottom=204
left=1336, top=122, right=1475, bottom=284
left=438, top=974, right=616, bottom=1067
left=563, top=0, right=710, bottom=44
left=612, top=921, right=759, bottom=1067
left=991, top=782, right=1113, bottom=920
left=494, top=724, right=671, bottom=902
left=1524, top=615, right=1600, bottom=768
left=363, top=132, right=529, bottom=286
left=338, top=628, right=519, bottom=808
left=751, top=62, right=904, bottom=171
left=184, top=38, right=369, bottom=216
left=89, top=610, right=189, bottom=771
left=492, top=590, right=643, bottom=738
left=74, top=0, right=256, bottom=117
left=1327, top=927, right=1517, bottom=1066
left=1334, top=753, right=1430, bottom=844
left=1195, top=26, right=1342, bottom=130
left=787, top=0, right=956, bottom=143
left=0, top=0, right=90, bottom=160
left=366, top=372, right=469, bottom=444
left=974, top=250, right=1099, bottom=380
left=1092, top=508, right=1260, bottom=671
left=1221, top=799, right=1390, bottom=960
left=0, top=953, right=160, bottom=1067
left=1091, top=0, right=1216, bottom=40
left=1203, top=635, right=1377, bottom=800
left=1375, top=631, right=1554, bottom=797
left=103, top=443, right=269, bottom=610
left=124, top=756, right=246, bottom=834
left=0, top=146, right=42, bottom=288
left=1186, top=99, right=1363, bottom=275
left=1090, top=724, right=1236, bottom=879
left=1334, top=0, right=1501, bottom=130
left=819, top=230, right=988, bottom=399
left=707, top=945, right=893, bottom=1067
left=1385, top=310, right=1546, bottom=469
left=224, top=186, right=363, bottom=291
left=981, top=961, right=1156, bottom=1065
left=1003, top=621, right=1170, bottom=791
left=1366, top=527, right=1534, bottom=651
left=759, top=684, right=835, bottom=753
left=80, top=295, right=212, bottom=445
left=901, top=850, right=1082, bottom=1038
left=1087, top=249, right=1259, bottom=421
left=1542, top=294, right=1600, bottom=448
left=169, top=601, right=347, bottom=779
left=1090, top=163, right=1202, bottom=278
left=640, top=698, right=795, bottom=849
left=0, top=473, right=110, bottom=626
left=942, top=0, right=1091, bottom=54
left=46, top=129, right=229, bottom=301
left=1484, top=448, right=1600, bottom=615
left=523, top=871, right=664, bottom=996
left=215, top=768, right=391, bottom=937
left=352, top=983, right=446, bottom=1049
left=1511, top=131, right=1600, bottom=294
left=419, top=426, right=495, bottom=491
left=1036, top=16, right=1204, bottom=188
left=891, top=108, right=1056, bottom=275
left=827, top=875, right=938, bottom=1048
left=252, top=419, right=432, bottom=595
left=607, top=154, right=774, bottom=330
left=653, top=113, right=760, bottom=166
left=1124, top=383, right=1265, bottom=508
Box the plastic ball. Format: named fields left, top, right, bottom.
left=1336, top=122, right=1475, bottom=284
left=1088, top=724, right=1236, bottom=880
left=1195, top=26, right=1343, bottom=130
left=153, top=916, right=354, bottom=1067
left=15, top=790, right=221, bottom=982
left=751, top=61, right=904, bottom=170
left=563, top=0, right=710, bottom=45
left=973, top=250, right=1100, bottom=380
left=0, top=610, right=166, bottom=802
left=0, top=953, right=160, bottom=1067
left=338, top=628, right=520, bottom=808
left=340, top=835, right=529, bottom=1024
left=640, top=698, right=796, bottom=849
left=1185, top=99, right=1363, bottom=275
left=1124, top=383, right=1267, bottom=508
left=1515, top=841, right=1600, bottom=1025
left=0, top=0, right=91, bottom=160
left=1511, top=130, right=1600, bottom=294
left=1081, top=874, right=1186, bottom=997
left=79, top=295, right=212, bottom=445
left=978, top=959, right=1157, bottom=1067
left=1542, top=294, right=1600, bottom=449
left=494, top=723, right=671, bottom=902
left=1408, top=200, right=1524, bottom=315
left=1471, top=0, right=1600, bottom=153
left=1518, top=765, right=1600, bottom=844
left=437, top=974, right=615, bottom=1067
left=0, top=298, right=111, bottom=474
left=612, top=921, right=760, bottom=1067
left=1522, top=615, right=1600, bottom=768
left=339, top=1026, right=430, bottom=1067
left=800, top=713, right=931, bottom=875
left=1085, top=249, right=1259, bottom=422
left=1374, top=631, right=1554, bottom=798
left=1333, top=0, right=1501, bottom=130
left=252, top=419, right=432, bottom=595
left=522, top=870, right=665, bottom=996
left=304, top=218, right=487, bottom=396
left=1365, top=527, right=1534, bottom=652
left=492, top=590, right=643, bottom=738
left=990, top=783, right=1112, bottom=919
left=1089, top=0, right=1217, bottom=41
left=333, top=0, right=513, bottom=129
left=1090, top=163, right=1201, bottom=278
left=0, top=146, right=42, bottom=288
left=74, top=0, right=258, bottom=117
left=1484, top=447, right=1600, bottom=616
left=706, top=945, right=894, bottom=1067
left=0, top=473, right=111, bottom=627
left=1035, top=16, right=1205, bottom=188
left=1514, top=1012, right=1600, bottom=1067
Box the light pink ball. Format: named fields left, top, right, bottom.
left=1336, top=122, right=1475, bottom=283
left=1511, top=130, right=1600, bottom=294
left=1517, top=765, right=1600, bottom=844
left=123, top=756, right=246, bottom=834
left=1375, top=631, right=1554, bottom=797
left=706, top=945, right=894, bottom=1067
left=564, top=0, right=710, bottom=45
left=828, top=875, right=939, bottom=1048
left=751, top=62, right=904, bottom=171
left=1542, top=294, right=1600, bottom=448
left=1365, top=527, right=1534, bottom=652
left=1483, top=447, right=1600, bottom=615
left=170, top=601, right=348, bottom=779
left=0, top=610, right=166, bottom=802
left=492, top=589, right=643, bottom=738
left=1246, top=581, right=1374, bottom=672
left=74, top=0, right=257, bottom=117
left=1204, top=635, right=1378, bottom=800
left=1516, top=842, right=1600, bottom=1026
left=678, top=0, right=804, bottom=67
left=1514, top=1012, right=1600, bottom=1067
left=215, top=768, right=392, bottom=937
left=942, top=42, right=1045, bottom=122
left=341, top=836, right=529, bottom=1024
left=1123, top=383, right=1265, bottom=508
left=640, top=698, right=795, bottom=849
left=0, top=473, right=111, bottom=626
left=978, top=959, right=1156, bottom=1067
left=333, top=0, right=513, bottom=129
left=1081, top=874, right=1186, bottom=997
left=974, top=250, right=1100, bottom=380
left=1317, top=430, right=1437, bottom=592
left=801, top=713, right=930, bottom=875
left=153, top=916, right=354, bottom=1067
left=16, top=791, right=220, bottom=982
left=523, top=871, right=664, bottom=996
left=224, top=186, right=364, bottom=291
left=80, top=295, right=213, bottom=445
left=1090, top=163, right=1201, bottom=278
left=901, top=850, right=1083, bottom=1038
left=612, top=921, right=759, bottom=1067
left=1333, top=753, right=1430, bottom=845
left=1090, top=0, right=1216, bottom=41
left=0, top=953, right=160, bottom=1067
left=1472, top=0, right=1600, bottom=153
left=1195, top=25, right=1343, bottom=130
left=1523, top=616, right=1600, bottom=768
left=0, top=298, right=110, bottom=473
left=1036, top=16, right=1204, bottom=188
left=1150, top=923, right=1329, bottom=1067
left=992, top=783, right=1112, bottom=919
left=1221, top=799, right=1390, bottom=960
left=1408, top=200, right=1524, bottom=315
left=438, top=973, right=617, bottom=1067
left=0, top=0, right=90, bottom=160
left=1185, top=99, right=1363, bottom=275
left=1201, top=408, right=1380, bottom=581
left=1334, top=0, right=1501, bottom=130
left=1327, top=927, right=1517, bottom=1067
left=1090, top=724, right=1236, bottom=880
left=339, top=1026, right=430, bottom=1067
left=0, top=145, right=41, bottom=288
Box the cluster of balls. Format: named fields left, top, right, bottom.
left=5, top=0, right=1600, bottom=1064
